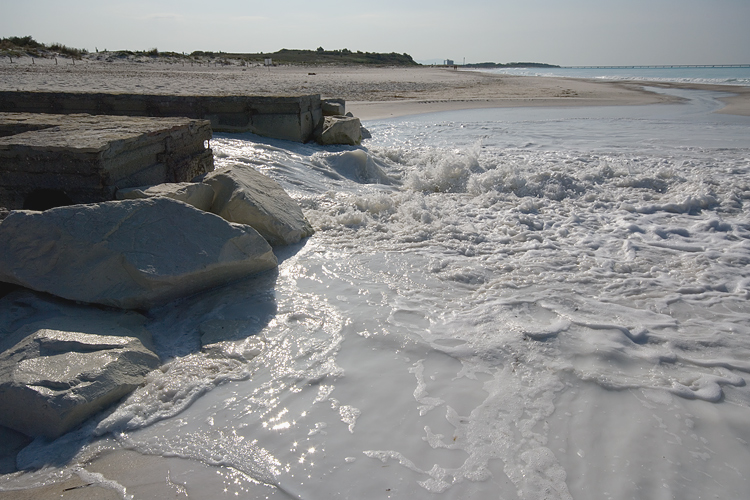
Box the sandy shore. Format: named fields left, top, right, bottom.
left=2, top=58, right=748, bottom=119
left=646, top=81, right=750, bottom=117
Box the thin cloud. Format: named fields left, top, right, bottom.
left=141, top=13, right=184, bottom=22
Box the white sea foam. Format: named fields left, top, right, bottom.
left=2, top=88, right=750, bottom=499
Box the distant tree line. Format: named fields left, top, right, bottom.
left=208, top=48, right=419, bottom=66
left=1, top=36, right=419, bottom=66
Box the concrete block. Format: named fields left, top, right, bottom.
left=0, top=113, right=213, bottom=210
left=0, top=91, right=325, bottom=143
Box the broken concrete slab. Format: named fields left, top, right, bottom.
left=203, top=164, right=315, bottom=246
left=0, top=198, right=278, bottom=310
left=0, top=113, right=213, bottom=211
left=0, top=91, right=324, bottom=143
left=0, top=290, right=160, bottom=438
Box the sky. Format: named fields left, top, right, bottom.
left=2, top=0, right=749, bottom=66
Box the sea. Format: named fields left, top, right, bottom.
left=2, top=69, right=750, bottom=499
left=476, top=65, right=750, bottom=87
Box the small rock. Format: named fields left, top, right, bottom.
left=318, top=116, right=362, bottom=146
left=203, top=164, right=314, bottom=246
left=322, top=99, right=346, bottom=116
left=0, top=291, right=160, bottom=438
left=360, top=125, right=372, bottom=140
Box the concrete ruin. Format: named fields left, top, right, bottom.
left=0, top=91, right=324, bottom=143
left=0, top=112, right=213, bottom=211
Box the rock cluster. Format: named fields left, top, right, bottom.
left=0, top=92, right=366, bottom=451
left=0, top=162, right=314, bottom=447
left=0, top=163, right=313, bottom=311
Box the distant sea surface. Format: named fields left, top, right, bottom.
left=475, top=65, right=750, bottom=86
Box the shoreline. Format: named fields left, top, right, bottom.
left=640, top=80, right=750, bottom=116
left=348, top=73, right=750, bottom=120
left=2, top=61, right=747, bottom=121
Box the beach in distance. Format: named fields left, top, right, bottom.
left=2, top=58, right=749, bottom=118
left=2, top=57, right=750, bottom=500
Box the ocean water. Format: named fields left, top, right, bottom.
left=477, top=66, right=750, bottom=87
left=2, top=87, right=750, bottom=499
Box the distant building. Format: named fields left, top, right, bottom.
left=445, top=59, right=454, bottom=66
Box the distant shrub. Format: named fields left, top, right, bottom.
left=3, top=36, right=43, bottom=48
left=49, top=43, right=83, bottom=58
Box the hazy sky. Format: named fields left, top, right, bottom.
left=2, top=0, right=748, bottom=65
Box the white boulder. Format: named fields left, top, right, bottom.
left=203, top=164, right=314, bottom=246
left=0, top=198, right=278, bottom=309
left=318, top=115, right=362, bottom=146
left=116, top=182, right=215, bottom=212
left=0, top=291, right=160, bottom=438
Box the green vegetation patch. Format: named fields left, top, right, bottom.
left=1, top=36, right=86, bottom=58
left=189, top=48, right=418, bottom=66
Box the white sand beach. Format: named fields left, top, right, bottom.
left=3, top=58, right=748, bottom=119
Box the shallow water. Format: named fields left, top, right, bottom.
left=3, top=88, right=750, bottom=499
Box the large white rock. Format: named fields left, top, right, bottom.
left=318, top=115, right=362, bottom=146
left=116, top=182, right=215, bottom=212
left=0, top=291, right=160, bottom=438
left=0, top=198, right=278, bottom=309
left=203, top=164, right=314, bottom=246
